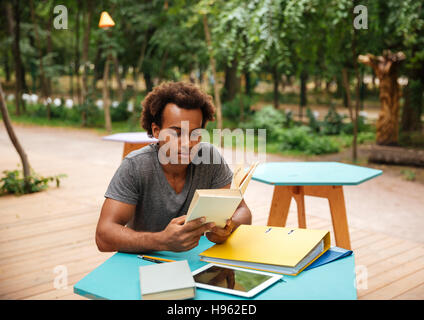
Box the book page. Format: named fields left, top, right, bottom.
left=230, top=163, right=245, bottom=189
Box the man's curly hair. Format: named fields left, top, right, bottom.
left=141, top=82, right=216, bottom=137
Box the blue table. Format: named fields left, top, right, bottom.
left=252, top=162, right=382, bottom=250
left=74, top=236, right=357, bottom=300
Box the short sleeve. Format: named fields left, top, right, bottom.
left=208, top=144, right=233, bottom=189
left=104, top=158, right=140, bottom=205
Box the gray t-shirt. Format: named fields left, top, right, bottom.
left=104, top=142, right=233, bottom=232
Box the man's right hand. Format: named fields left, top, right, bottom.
left=159, top=215, right=215, bottom=252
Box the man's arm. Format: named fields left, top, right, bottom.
left=95, top=198, right=215, bottom=253
left=206, top=183, right=252, bottom=244
left=95, top=198, right=165, bottom=253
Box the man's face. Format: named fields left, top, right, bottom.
left=152, top=103, right=204, bottom=165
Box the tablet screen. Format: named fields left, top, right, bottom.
left=193, top=265, right=273, bottom=292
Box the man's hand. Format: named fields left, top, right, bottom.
left=160, top=215, right=215, bottom=252
left=206, top=219, right=235, bottom=244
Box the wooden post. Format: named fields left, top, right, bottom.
left=266, top=185, right=352, bottom=250
left=267, top=186, right=292, bottom=227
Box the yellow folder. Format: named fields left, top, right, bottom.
left=199, top=225, right=331, bottom=276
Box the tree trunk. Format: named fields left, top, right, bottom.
left=358, top=51, right=406, bottom=146
left=46, top=11, right=53, bottom=97
left=4, top=53, right=11, bottom=82
left=29, top=0, right=50, bottom=119
left=143, top=71, right=154, bottom=93
left=135, top=39, right=147, bottom=90
left=0, top=82, right=31, bottom=192
left=299, top=70, right=308, bottom=120
left=203, top=15, right=222, bottom=130
left=223, top=59, right=240, bottom=102
left=5, top=1, right=23, bottom=116
left=81, top=0, right=93, bottom=126
left=244, top=71, right=251, bottom=96
left=112, top=55, right=124, bottom=102
left=74, top=0, right=82, bottom=105
left=103, top=56, right=112, bottom=133
left=352, top=22, right=361, bottom=162
left=91, top=40, right=102, bottom=93
left=342, top=68, right=353, bottom=121
left=369, top=145, right=424, bottom=167
left=272, top=66, right=280, bottom=109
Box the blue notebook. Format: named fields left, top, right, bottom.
left=305, top=246, right=353, bottom=271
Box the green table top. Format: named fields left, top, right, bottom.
left=252, top=162, right=382, bottom=186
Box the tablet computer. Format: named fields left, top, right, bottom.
left=192, top=263, right=283, bottom=298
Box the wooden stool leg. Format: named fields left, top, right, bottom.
left=292, top=186, right=307, bottom=228
left=328, top=186, right=352, bottom=250
left=267, top=186, right=292, bottom=227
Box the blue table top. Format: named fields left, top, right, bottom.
left=102, top=132, right=158, bottom=144
left=74, top=236, right=357, bottom=300
left=252, top=161, right=382, bottom=186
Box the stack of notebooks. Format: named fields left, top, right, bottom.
left=199, top=225, right=331, bottom=276
left=185, top=162, right=259, bottom=228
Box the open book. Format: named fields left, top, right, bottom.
left=184, top=161, right=259, bottom=228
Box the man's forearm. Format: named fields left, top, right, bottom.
left=96, top=223, right=167, bottom=253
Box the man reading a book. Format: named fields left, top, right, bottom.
left=96, top=81, right=252, bottom=253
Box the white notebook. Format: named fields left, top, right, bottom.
left=139, top=260, right=195, bottom=300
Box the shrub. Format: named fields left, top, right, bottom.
left=306, top=108, right=321, bottom=133
left=322, top=106, right=345, bottom=135
left=111, top=101, right=131, bottom=122
left=341, top=115, right=369, bottom=134
left=251, top=105, right=286, bottom=140
left=277, top=126, right=339, bottom=155
left=0, top=168, right=67, bottom=196
left=222, top=94, right=256, bottom=122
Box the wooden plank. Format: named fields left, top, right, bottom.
left=351, top=232, right=389, bottom=250
left=0, top=212, right=99, bottom=243
left=0, top=242, right=105, bottom=281
left=355, top=240, right=421, bottom=268
left=393, top=283, right=424, bottom=300
left=349, top=228, right=372, bottom=243
left=0, top=225, right=95, bottom=260
left=359, top=257, right=424, bottom=299
left=0, top=254, right=112, bottom=299
left=361, top=268, right=424, bottom=300
left=0, top=235, right=94, bottom=267
left=0, top=205, right=99, bottom=231
left=365, top=246, right=424, bottom=279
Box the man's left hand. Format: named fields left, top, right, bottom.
left=206, top=219, right=236, bottom=244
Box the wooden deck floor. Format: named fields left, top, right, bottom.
left=1, top=193, right=423, bottom=300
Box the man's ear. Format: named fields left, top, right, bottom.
left=151, top=122, right=160, bottom=139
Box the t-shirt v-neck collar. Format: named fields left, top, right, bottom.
left=151, top=143, right=192, bottom=199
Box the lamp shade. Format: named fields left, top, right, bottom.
left=99, top=11, right=115, bottom=28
